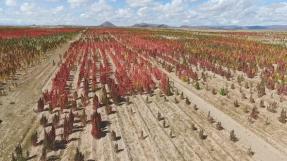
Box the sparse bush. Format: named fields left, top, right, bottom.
left=219, top=88, right=228, bottom=96
left=279, top=109, right=287, bottom=123
left=74, top=148, right=84, bottom=161
left=230, top=130, right=238, bottom=142
left=185, top=97, right=191, bottom=105
left=199, top=129, right=207, bottom=140
left=211, top=88, right=217, bottom=95
left=249, top=95, right=255, bottom=103
left=40, top=115, right=48, bottom=127
left=260, top=100, right=265, bottom=108
left=257, top=81, right=266, bottom=97
left=31, top=131, right=38, bottom=146
left=231, top=83, right=235, bottom=89
left=216, top=122, right=223, bottom=130
left=234, top=100, right=240, bottom=107
left=194, top=81, right=200, bottom=90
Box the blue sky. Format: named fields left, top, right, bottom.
left=0, top=0, right=286, bottom=26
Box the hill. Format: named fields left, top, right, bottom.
left=99, top=21, right=116, bottom=27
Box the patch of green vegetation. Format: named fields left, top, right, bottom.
left=220, top=88, right=228, bottom=96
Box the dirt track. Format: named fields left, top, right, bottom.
left=163, top=69, right=287, bottom=161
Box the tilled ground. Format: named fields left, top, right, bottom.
left=2, top=30, right=287, bottom=161
left=25, top=33, right=253, bottom=161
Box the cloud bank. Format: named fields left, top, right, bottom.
left=0, top=0, right=286, bottom=26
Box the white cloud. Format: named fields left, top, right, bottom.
left=91, top=0, right=112, bottom=13
left=116, top=8, right=132, bottom=18
left=80, top=13, right=88, bottom=18
left=52, top=6, right=64, bottom=14
left=126, top=0, right=154, bottom=7
left=184, top=0, right=257, bottom=25
left=255, top=2, right=287, bottom=24
left=81, top=0, right=113, bottom=20
left=133, top=0, right=192, bottom=25
left=5, top=0, right=16, bottom=6
left=20, top=2, right=35, bottom=15
left=156, top=0, right=187, bottom=16
left=1, top=0, right=287, bottom=26
left=68, top=0, right=88, bottom=8
left=137, top=7, right=148, bottom=16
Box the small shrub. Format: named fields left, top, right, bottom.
left=194, top=81, right=200, bottom=90
left=219, top=88, right=228, bottom=96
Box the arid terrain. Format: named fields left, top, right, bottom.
left=1, top=28, right=287, bottom=161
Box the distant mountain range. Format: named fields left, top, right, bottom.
left=179, top=25, right=287, bottom=30
left=129, top=23, right=287, bottom=30
left=96, top=22, right=172, bottom=28
left=98, top=21, right=116, bottom=27
left=9, top=21, right=286, bottom=31
left=132, top=23, right=170, bottom=28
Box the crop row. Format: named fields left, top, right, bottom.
left=0, top=28, right=79, bottom=82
